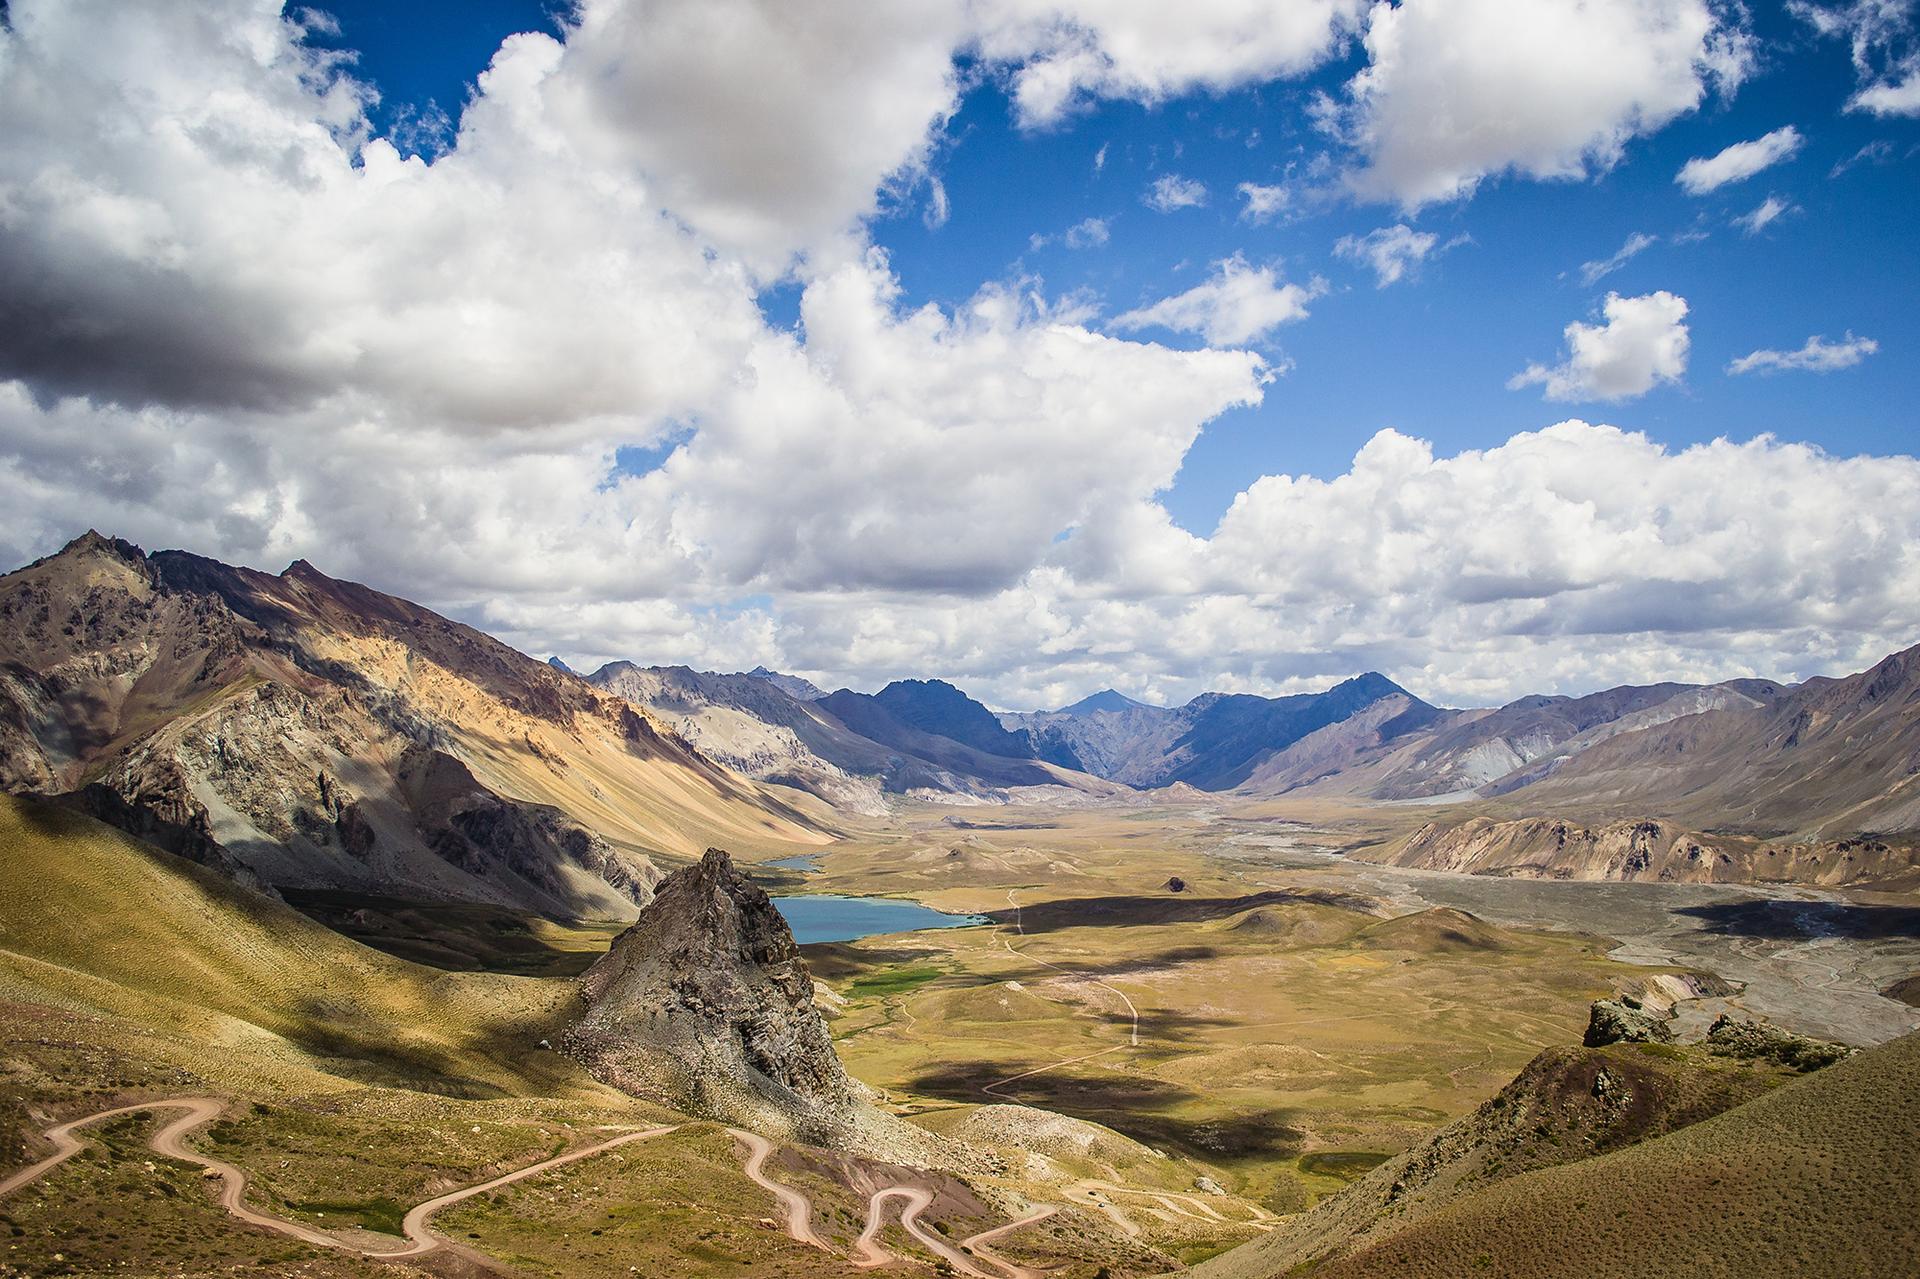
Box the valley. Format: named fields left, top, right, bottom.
left=2, top=536, right=1917, bottom=1278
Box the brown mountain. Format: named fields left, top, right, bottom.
left=1502, top=642, right=1920, bottom=837
left=0, top=532, right=824, bottom=918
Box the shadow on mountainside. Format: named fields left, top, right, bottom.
left=1675, top=900, right=1920, bottom=942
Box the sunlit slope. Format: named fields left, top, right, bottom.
left=0, top=533, right=828, bottom=919
left=1196, top=1030, right=1920, bottom=1279
left=0, top=795, right=592, bottom=1097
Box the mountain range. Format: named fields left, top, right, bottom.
left=5, top=532, right=1917, bottom=902
left=0, top=532, right=823, bottom=919
left=595, top=645, right=1919, bottom=833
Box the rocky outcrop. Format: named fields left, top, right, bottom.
left=563, top=848, right=965, bottom=1168
left=1705, top=1014, right=1851, bottom=1071
left=564, top=849, right=860, bottom=1138
left=1583, top=996, right=1675, bottom=1047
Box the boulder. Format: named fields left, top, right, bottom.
left=1582, top=997, right=1674, bottom=1047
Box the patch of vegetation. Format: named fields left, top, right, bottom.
left=286, top=1197, right=408, bottom=1237
left=1299, top=1151, right=1391, bottom=1182
left=844, top=965, right=944, bottom=999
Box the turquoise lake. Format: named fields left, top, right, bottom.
left=771, top=894, right=987, bottom=944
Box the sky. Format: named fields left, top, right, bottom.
left=0, top=0, right=1917, bottom=711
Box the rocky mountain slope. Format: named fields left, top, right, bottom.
left=587, top=663, right=1108, bottom=809
left=1497, top=642, right=1920, bottom=837
left=564, top=848, right=859, bottom=1135
left=1367, top=816, right=1918, bottom=888
left=1195, top=1023, right=1918, bottom=1279
left=563, top=847, right=946, bottom=1164
left=1359, top=680, right=1786, bottom=801
left=0, top=532, right=824, bottom=918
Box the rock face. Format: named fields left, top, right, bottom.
left=0, top=531, right=823, bottom=916
left=1583, top=997, right=1676, bottom=1047
left=1705, top=1014, right=1851, bottom=1071
left=565, top=848, right=861, bottom=1141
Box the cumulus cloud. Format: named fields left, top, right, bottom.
left=971, top=0, right=1368, bottom=127
left=2, top=0, right=1915, bottom=712
left=1510, top=291, right=1691, bottom=402
left=1329, top=0, right=1752, bottom=208
left=1113, top=257, right=1327, bottom=346
left=1334, top=224, right=1445, bottom=287
left=1675, top=125, right=1805, bottom=193
left=1143, top=173, right=1209, bottom=211
left=1794, top=0, right=1920, bottom=115
left=1579, top=232, right=1659, bottom=285
left=1732, top=194, right=1795, bottom=234
left=1727, top=332, right=1880, bottom=375
left=0, top=2, right=1266, bottom=609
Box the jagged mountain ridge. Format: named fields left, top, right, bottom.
left=585, top=662, right=1103, bottom=809
left=0, top=532, right=824, bottom=918
left=1004, top=671, right=1446, bottom=789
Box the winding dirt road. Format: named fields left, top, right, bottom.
left=0, top=1097, right=672, bottom=1260
left=957, top=1204, right=1057, bottom=1279
left=5, top=1097, right=1060, bottom=1278
left=728, top=1127, right=830, bottom=1250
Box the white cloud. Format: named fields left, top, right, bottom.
left=1793, top=0, right=1920, bottom=116
left=1029, top=215, right=1111, bottom=251
left=924, top=177, right=952, bottom=228
left=1334, top=224, right=1444, bottom=287
left=1510, top=291, right=1691, bottom=402
left=1143, top=173, right=1209, bottom=212
left=1112, top=256, right=1327, bottom=346
left=1236, top=181, right=1291, bottom=223
left=1675, top=125, right=1805, bottom=194
left=971, top=0, right=1368, bottom=127
left=0, top=1, right=1267, bottom=606
left=1732, top=194, right=1795, bottom=235
left=1329, top=0, right=1752, bottom=208
left=1579, top=232, right=1659, bottom=285
left=1065, top=216, right=1111, bottom=248
left=2, top=0, right=1916, bottom=714
left=1727, top=332, right=1880, bottom=375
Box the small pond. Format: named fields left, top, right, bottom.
left=772, top=894, right=988, bottom=945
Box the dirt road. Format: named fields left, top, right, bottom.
left=728, top=1127, right=830, bottom=1250
left=7, top=1097, right=1060, bottom=1278
left=1, top=1097, right=672, bottom=1259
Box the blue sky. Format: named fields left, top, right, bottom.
left=312, top=0, right=1917, bottom=533
left=3, top=1, right=1918, bottom=708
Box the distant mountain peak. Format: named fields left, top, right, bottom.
left=547, top=656, right=576, bottom=675
left=874, top=678, right=1037, bottom=760
left=746, top=666, right=827, bottom=701
left=1056, top=688, right=1150, bottom=716
left=51, top=529, right=144, bottom=566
